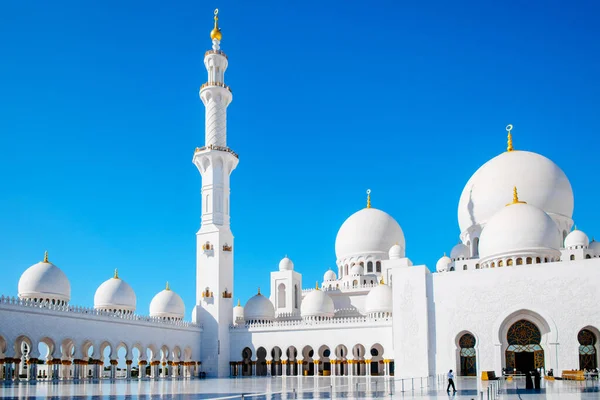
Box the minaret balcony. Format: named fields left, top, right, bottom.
left=194, top=145, right=239, bottom=159
left=200, top=81, right=232, bottom=93
left=204, top=49, right=228, bottom=59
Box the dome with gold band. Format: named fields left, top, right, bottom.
left=210, top=9, right=222, bottom=41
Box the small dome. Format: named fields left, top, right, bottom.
left=149, top=283, right=185, bottom=320
left=279, top=256, right=294, bottom=271
left=300, top=288, right=334, bottom=318
left=18, top=252, right=70, bottom=304
left=589, top=240, right=600, bottom=256
left=335, top=208, right=405, bottom=265
left=94, top=270, right=136, bottom=313
left=244, top=289, right=275, bottom=322
left=350, top=264, right=364, bottom=276
left=436, top=254, right=452, bottom=272
left=365, top=283, right=393, bottom=315
left=450, top=243, right=470, bottom=260
left=389, top=244, right=403, bottom=260
left=233, top=300, right=244, bottom=324
left=479, top=200, right=562, bottom=262
left=323, top=269, right=337, bottom=281
left=564, top=228, right=589, bottom=249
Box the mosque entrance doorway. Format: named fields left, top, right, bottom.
left=505, top=320, right=544, bottom=374
left=458, top=333, right=477, bottom=376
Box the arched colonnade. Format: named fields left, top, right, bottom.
left=230, top=343, right=393, bottom=377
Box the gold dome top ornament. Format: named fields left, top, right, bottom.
left=210, top=9, right=222, bottom=41
left=506, top=124, right=514, bottom=152
left=506, top=186, right=527, bottom=206
left=366, top=189, right=371, bottom=209
left=43, top=251, right=49, bottom=263
left=114, top=269, right=119, bottom=279
left=166, top=281, right=171, bottom=291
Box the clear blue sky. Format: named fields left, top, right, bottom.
left=1, top=0, right=599, bottom=318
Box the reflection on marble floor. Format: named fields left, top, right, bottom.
left=0, top=376, right=598, bottom=399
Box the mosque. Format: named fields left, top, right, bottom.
left=0, top=10, right=599, bottom=383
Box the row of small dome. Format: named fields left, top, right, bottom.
left=233, top=281, right=393, bottom=323
left=279, top=242, right=404, bottom=281
left=17, top=253, right=185, bottom=319
left=437, top=189, right=598, bottom=272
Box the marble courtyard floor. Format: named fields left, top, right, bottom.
left=0, top=376, right=598, bottom=399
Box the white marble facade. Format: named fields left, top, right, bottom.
left=1, top=10, right=599, bottom=383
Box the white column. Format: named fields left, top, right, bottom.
left=126, top=360, right=132, bottom=379
left=281, top=359, right=287, bottom=377
left=266, top=359, right=272, bottom=376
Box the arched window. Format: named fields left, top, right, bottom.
left=507, top=259, right=513, bottom=266
left=578, top=329, right=598, bottom=370
left=294, top=285, right=298, bottom=309
left=376, top=261, right=381, bottom=273
left=353, top=280, right=358, bottom=288
left=491, top=262, right=495, bottom=268
left=498, top=260, right=504, bottom=267
left=473, top=237, right=480, bottom=257
left=570, top=254, right=575, bottom=261
left=367, top=261, right=373, bottom=273
left=475, top=264, right=480, bottom=269
left=526, top=257, right=532, bottom=264
left=463, top=265, right=467, bottom=271
left=345, top=265, right=349, bottom=276
left=586, top=254, right=592, bottom=259
left=536, top=257, right=541, bottom=263
left=459, top=333, right=476, bottom=376
left=516, top=258, right=523, bottom=265
left=278, top=283, right=286, bottom=309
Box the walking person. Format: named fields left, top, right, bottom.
left=447, top=369, right=457, bottom=393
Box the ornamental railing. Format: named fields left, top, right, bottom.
left=0, top=295, right=201, bottom=329
left=200, top=81, right=232, bottom=93
left=230, top=314, right=392, bottom=331
left=194, top=144, right=239, bottom=159
left=204, top=49, right=228, bottom=59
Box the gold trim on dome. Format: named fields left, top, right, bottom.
left=506, top=124, right=514, bottom=152
left=506, top=186, right=527, bottom=206
left=210, top=9, right=222, bottom=41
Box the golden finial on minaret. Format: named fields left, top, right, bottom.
left=237, top=299, right=241, bottom=307
left=315, top=281, right=319, bottom=290
left=43, top=251, right=49, bottom=263
left=506, top=186, right=527, bottom=206
left=210, top=8, right=222, bottom=41
left=380, top=277, right=384, bottom=285
left=166, top=281, right=170, bottom=291
left=506, top=124, right=514, bottom=152
left=366, top=189, right=371, bottom=209
left=114, top=269, right=119, bottom=279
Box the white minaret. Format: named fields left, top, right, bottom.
left=192, top=9, right=238, bottom=378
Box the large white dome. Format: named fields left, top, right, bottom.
left=335, top=208, right=405, bottom=264
left=365, top=283, right=393, bottom=315
left=458, top=150, right=573, bottom=234
left=94, top=270, right=136, bottom=313
left=479, top=200, right=562, bottom=262
left=149, top=283, right=185, bottom=320
left=244, top=290, right=275, bottom=322
left=300, top=288, right=335, bottom=319
left=18, top=253, right=70, bottom=305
